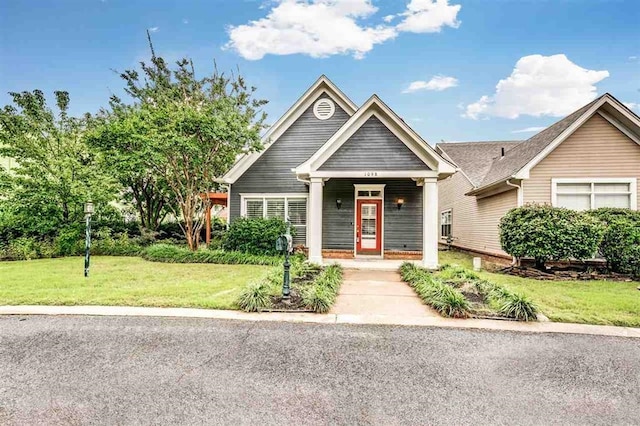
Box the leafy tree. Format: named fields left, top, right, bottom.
left=87, top=103, right=172, bottom=232
left=0, top=90, right=116, bottom=238
left=96, top=38, right=267, bottom=249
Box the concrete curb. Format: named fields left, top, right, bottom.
left=1, top=305, right=639, bottom=338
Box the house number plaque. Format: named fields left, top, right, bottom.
left=364, top=171, right=378, bottom=177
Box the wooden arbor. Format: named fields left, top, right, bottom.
left=202, top=192, right=228, bottom=245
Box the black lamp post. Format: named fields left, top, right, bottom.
left=84, top=201, right=94, bottom=277
left=282, top=219, right=292, bottom=301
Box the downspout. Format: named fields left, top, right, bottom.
left=505, top=178, right=521, bottom=266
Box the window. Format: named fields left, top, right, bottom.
left=441, top=210, right=452, bottom=239
left=241, top=195, right=308, bottom=244
left=553, top=179, right=637, bottom=211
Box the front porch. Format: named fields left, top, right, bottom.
left=305, top=176, right=440, bottom=268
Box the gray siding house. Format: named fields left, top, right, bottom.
left=221, top=76, right=456, bottom=268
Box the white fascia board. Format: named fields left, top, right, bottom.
left=513, top=95, right=640, bottom=180
left=222, top=76, right=357, bottom=183
left=309, top=170, right=439, bottom=179
left=296, top=95, right=456, bottom=176
left=596, top=111, right=640, bottom=146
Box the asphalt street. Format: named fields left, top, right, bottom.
left=0, top=315, right=638, bottom=425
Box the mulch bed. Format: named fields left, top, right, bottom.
left=499, top=265, right=636, bottom=282
left=264, top=268, right=322, bottom=312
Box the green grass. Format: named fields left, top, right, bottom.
left=0, top=256, right=270, bottom=310
left=439, top=250, right=640, bottom=327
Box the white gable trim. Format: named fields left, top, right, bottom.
left=295, top=95, right=456, bottom=176
left=596, top=111, right=640, bottom=146
left=220, top=75, right=357, bottom=184
left=514, top=95, right=640, bottom=179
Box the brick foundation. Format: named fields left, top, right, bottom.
left=321, top=249, right=422, bottom=260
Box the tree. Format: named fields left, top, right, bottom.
left=97, top=37, right=267, bottom=249
left=0, top=90, right=116, bottom=238
left=87, top=104, right=172, bottom=232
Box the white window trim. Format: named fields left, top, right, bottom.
left=353, top=184, right=385, bottom=258
left=551, top=178, right=637, bottom=210
left=440, top=209, right=452, bottom=239
left=239, top=193, right=309, bottom=243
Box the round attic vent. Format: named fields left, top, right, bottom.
left=313, top=98, right=335, bottom=120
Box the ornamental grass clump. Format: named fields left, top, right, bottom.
left=303, top=264, right=343, bottom=313
left=237, top=280, right=273, bottom=312
left=473, top=279, right=538, bottom=321
left=399, top=262, right=470, bottom=318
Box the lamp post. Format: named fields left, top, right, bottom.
left=84, top=201, right=94, bottom=277
left=282, top=219, right=292, bottom=301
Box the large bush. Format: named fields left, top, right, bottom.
left=587, top=208, right=640, bottom=277
left=499, top=204, right=604, bottom=268
left=223, top=217, right=293, bottom=255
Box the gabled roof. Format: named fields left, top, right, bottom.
left=438, top=93, right=640, bottom=195
left=295, top=95, right=456, bottom=176
left=437, top=141, right=522, bottom=186
left=220, top=75, right=357, bottom=184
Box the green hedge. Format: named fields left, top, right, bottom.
left=222, top=217, right=293, bottom=255
left=142, top=243, right=283, bottom=265
left=499, top=204, right=604, bottom=268
left=587, top=208, right=640, bottom=277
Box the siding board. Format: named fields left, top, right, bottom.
left=523, top=114, right=640, bottom=207
left=439, top=173, right=516, bottom=256
left=322, top=179, right=423, bottom=251
left=229, top=94, right=350, bottom=245
left=319, top=116, right=429, bottom=170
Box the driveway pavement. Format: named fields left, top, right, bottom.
left=330, top=269, right=438, bottom=316
left=1, top=316, right=639, bottom=425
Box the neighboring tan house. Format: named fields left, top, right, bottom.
left=220, top=75, right=456, bottom=267
left=436, top=94, right=640, bottom=258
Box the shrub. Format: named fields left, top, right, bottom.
left=223, top=217, right=294, bottom=255
left=142, top=243, right=282, bottom=265
left=303, top=263, right=343, bottom=313
left=474, top=279, right=538, bottom=321
left=499, top=204, right=604, bottom=268
left=586, top=208, right=640, bottom=277
left=92, top=232, right=144, bottom=256
left=400, top=262, right=470, bottom=318
left=237, top=280, right=273, bottom=312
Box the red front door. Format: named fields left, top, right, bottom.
left=356, top=199, right=382, bottom=255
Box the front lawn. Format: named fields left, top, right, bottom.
left=439, top=250, right=640, bottom=327
left=0, top=256, right=270, bottom=310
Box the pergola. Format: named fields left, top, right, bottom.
left=203, top=192, right=228, bottom=245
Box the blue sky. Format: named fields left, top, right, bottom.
left=1, top=0, right=639, bottom=143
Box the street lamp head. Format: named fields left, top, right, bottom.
left=84, top=201, right=94, bottom=216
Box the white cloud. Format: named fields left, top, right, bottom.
left=629, top=56, right=638, bottom=60
left=397, top=0, right=461, bottom=33
left=225, top=0, right=397, bottom=60
left=464, top=54, right=609, bottom=119
left=225, top=0, right=462, bottom=60
left=511, top=126, right=547, bottom=134
left=403, top=75, right=458, bottom=93
left=623, top=102, right=638, bottom=111
left=148, top=26, right=159, bottom=33
left=182, top=18, right=189, bottom=24
left=383, top=14, right=395, bottom=23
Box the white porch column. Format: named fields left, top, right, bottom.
left=308, top=177, right=324, bottom=264
left=422, top=178, right=439, bottom=269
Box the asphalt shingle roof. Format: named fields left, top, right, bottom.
left=437, top=141, right=522, bottom=186
left=438, top=95, right=607, bottom=190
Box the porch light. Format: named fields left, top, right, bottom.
left=336, top=198, right=342, bottom=209
left=396, top=198, right=405, bottom=210
left=84, top=201, right=94, bottom=216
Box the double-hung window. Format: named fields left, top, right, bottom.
left=440, top=209, right=452, bottom=239
left=552, top=178, right=637, bottom=211
left=241, top=195, right=308, bottom=244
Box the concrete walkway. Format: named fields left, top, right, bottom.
left=330, top=269, right=438, bottom=317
